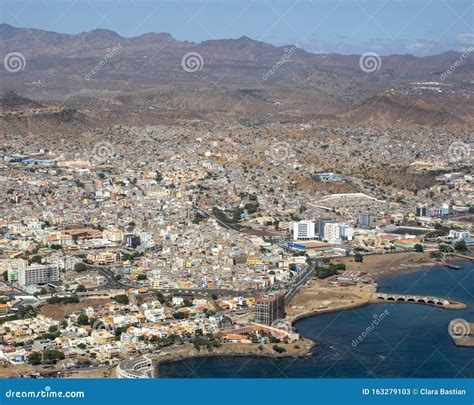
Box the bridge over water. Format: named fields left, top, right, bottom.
left=372, top=293, right=466, bottom=309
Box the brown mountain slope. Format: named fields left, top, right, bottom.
left=1, top=24, right=473, bottom=128
left=338, top=93, right=466, bottom=127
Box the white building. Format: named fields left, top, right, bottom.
left=172, top=297, right=184, bottom=307
left=293, top=220, right=316, bottom=240
left=144, top=308, right=165, bottom=323
left=103, top=228, right=124, bottom=243
left=17, top=264, right=59, bottom=286
left=148, top=270, right=162, bottom=288
left=324, top=223, right=354, bottom=244
left=448, top=230, right=470, bottom=241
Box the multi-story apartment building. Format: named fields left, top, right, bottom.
left=358, top=212, right=373, bottom=228
left=254, top=291, right=285, bottom=326
left=324, top=223, right=354, bottom=244
left=18, top=264, right=59, bottom=286
left=103, top=228, right=124, bottom=243
left=316, top=218, right=334, bottom=238
left=293, top=220, right=316, bottom=240
left=87, top=251, right=122, bottom=265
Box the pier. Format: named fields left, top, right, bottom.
left=372, top=293, right=466, bottom=309
left=448, top=253, right=474, bottom=261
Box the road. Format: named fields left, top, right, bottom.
left=86, top=266, right=132, bottom=290
left=192, top=203, right=239, bottom=232
left=284, top=260, right=317, bottom=302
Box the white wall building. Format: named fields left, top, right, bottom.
left=18, top=264, right=59, bottom=286
left=324, top=223, right=354, bottom=243
left=293, top=220, right=316, bottom=240
left=448, top=230, right=470, bottom=241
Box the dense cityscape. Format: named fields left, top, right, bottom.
left=1, top=0, right=473, bottom=388
left=0, top=119, right=472, bottom=378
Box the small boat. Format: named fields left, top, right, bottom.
left=445, top=263, right=461, bottom=270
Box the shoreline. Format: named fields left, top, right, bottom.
left=291, top=257, right=472, bottom=326
left=290, top=301, right=370, bottom=326
left=374, top=256, right=472, bottom=282
left=154, top=256, right=473, bottom=376
left=153, top=340, right=315, bottom=377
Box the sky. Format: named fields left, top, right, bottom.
left=1, top=0, right=473, bottom=55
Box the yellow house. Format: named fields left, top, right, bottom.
left=247, top=256, right=262, bottom=266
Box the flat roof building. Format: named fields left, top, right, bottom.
left=18, top=264, right=59, bottom=286
left=254, top=291, right=285, bottom=326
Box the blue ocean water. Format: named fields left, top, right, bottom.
left=159, top=262, right=474, bottom=378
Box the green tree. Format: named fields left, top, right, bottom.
left=354, top=253, right=364, bottom=263
left=272, top=345, right=286, bottom=353
left=315, top=266, right=338, bottom=279
left=42, top=349, right=65, bottom=365
left=27, top=352, right=42, bottom=366
left=77, top=314, right=89, bottom=325
left=155, top=291, right=165, bottom=304
left=414, top=244, right=424, bottom=253
left=454, top=240, right=467, bottom=251
left=30, top=255, right=42, bottom=264
left=74, top=262, right=88, bottom=272
left=439, top=244, right=454, bottom=253
left=76, top=284, right=87, bottom=292
left=112, top=294, right=129, bottom=305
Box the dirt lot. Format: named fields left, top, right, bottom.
left=331, top=251, right=438, bottom=280
left=286, top=279, right=376, bottom=320
left=64, top=367, right=115, bottom=378
left=39, top=298, right=112, bottom=320
left=0, top=363, right=34, bottom=378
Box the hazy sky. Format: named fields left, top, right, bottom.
left=1, top=0, right=473, bottom=55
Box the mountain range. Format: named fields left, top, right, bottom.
left=1, top=23, right=473, bottom=130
